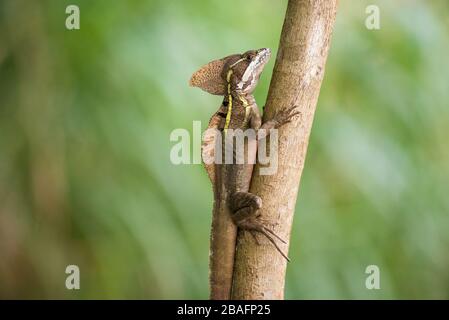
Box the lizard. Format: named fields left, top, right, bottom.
left=189, top=48, right=298, bottom=300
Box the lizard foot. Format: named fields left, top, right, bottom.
left=229, top=191, right=290, bottom=262
left=272, top=105, right=300, bottom=128
left=238, top=217, right=290, bottom=262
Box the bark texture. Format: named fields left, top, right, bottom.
left=231, top=0, right=338, bottom=299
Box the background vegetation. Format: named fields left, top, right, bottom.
left=1, top=0, right=449, bottom=299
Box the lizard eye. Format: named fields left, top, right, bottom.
left=246, top=55, right=251, bottom=61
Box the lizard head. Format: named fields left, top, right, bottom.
left=189, top=48, right=271, bottom=96
left=227, top=48, right=271, bottom=95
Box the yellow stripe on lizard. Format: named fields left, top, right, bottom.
left=224, top=68, right=252, bottom=133
left=238, top=96, right=251, bottom=123
left=224, top=70, right=233, bottom=133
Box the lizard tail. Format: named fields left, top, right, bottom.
left=209, top=200, right=238, bottom=299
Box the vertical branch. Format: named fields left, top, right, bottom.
left=231, top=0, right=338, bottom=299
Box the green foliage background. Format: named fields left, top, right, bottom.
left=1, top=0, right=449, bottom=299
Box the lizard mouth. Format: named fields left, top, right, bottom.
left=252, top=48, right=271, bottom=73
left=256, top=48, right=271, bottom=65
left=239, top=48, right=271, bottom=89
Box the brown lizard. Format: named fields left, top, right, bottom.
left=190, top=48, right=298, bottom=299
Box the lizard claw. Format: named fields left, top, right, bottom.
left=249, top=231, right=261, bottom=246
left=273, top=105, right=300, bottom=128
left=263, top=226, right=287, bottom=244
left=240, top=218, right=290, bottom=262
left=258, top=219, right=287, bottom=243
left=258, top=227, right=290, bottom=262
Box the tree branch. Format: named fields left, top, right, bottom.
left=231, top=0, right=338, bottom=299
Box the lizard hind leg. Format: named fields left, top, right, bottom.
left=229, top=191, right=262, bottom=221
left=229, top=191, right=290, bottom=262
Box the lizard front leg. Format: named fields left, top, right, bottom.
left=258, top=105, right=299, bottom=139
